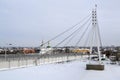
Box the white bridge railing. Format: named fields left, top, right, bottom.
left=0, top=53, right=85, bottom=71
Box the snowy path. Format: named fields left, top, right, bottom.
left=0, top=60, right=120, bottom=80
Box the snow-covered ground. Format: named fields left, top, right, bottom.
left=0, top=60, right=120, bottom=80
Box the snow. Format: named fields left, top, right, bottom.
left=0, top=60, right=120, bottom=80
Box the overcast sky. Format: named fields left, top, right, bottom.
left=0, top=0, right=120, bottom=47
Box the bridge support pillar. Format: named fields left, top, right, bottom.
left=86, top=64, right=104, bottom=70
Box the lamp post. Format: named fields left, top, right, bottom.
left=4, top=43, right=12, bottom=61
left=5, top=48, right=7, bottom=61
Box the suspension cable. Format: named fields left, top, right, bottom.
left=83, top=25, right=92, bottom=47
left=54, top=16, right=91, bottom=47
left=40, top=14, right=91, bottom=46
left=75, top=19, right=92, bottom=47
left=64, top=19, right=91, bottom=47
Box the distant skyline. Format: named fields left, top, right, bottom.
left=0, top=0, right=120, bottom=47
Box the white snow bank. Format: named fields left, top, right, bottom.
left=0, top=60, right=120, bottom=80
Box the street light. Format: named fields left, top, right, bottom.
left=4, top=43, right=12, bottom=61
left=5, top=48, right=7, bottom=61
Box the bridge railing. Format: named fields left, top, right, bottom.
left=0, top=53, right=85, bottom=71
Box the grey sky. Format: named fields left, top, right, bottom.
left=0, top=0, right=120, bottom=47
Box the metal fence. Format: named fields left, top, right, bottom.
left=0, top=53, right=83, bottom=70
